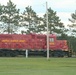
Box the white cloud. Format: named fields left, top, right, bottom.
left=37, top=13, right=44, bottom=17
left=57, top=12, right=72, bottom=24
left=57, top=12, right=71, bottom=18
left=57, top=11, right=76, bottom=26
left=0, top=0, right=33, bottom=7
left=12, top=0, right=33, bottom=7
left=48, top=0, right=76, bottom=8
left=0, top=0, right=8, bottom=5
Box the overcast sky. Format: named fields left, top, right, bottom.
left=0, top=0, right=76, bottom=26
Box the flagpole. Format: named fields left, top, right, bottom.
left=46, top=2, right=49, bottom=60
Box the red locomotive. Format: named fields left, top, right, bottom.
left=0, top=34, right=72, bottom=57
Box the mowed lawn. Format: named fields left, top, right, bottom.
left=0, top=57, right=76, bottom=75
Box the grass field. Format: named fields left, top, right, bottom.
left=0, top=57, right=76, bottom=75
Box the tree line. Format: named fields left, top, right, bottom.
left=0, top=0, right=76, bottom=52
left=0, top=0, right=66, bottom=34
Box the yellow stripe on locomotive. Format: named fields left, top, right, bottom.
left=1, top=40, right=25, bottom=43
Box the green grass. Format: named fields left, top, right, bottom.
left=0, top=57, right=76, bottom=75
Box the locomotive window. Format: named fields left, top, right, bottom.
left=49, top=38, right=54, bottom=42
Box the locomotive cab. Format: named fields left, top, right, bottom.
left=49, top=34, right=56, bottom=50
left=49, top=34, right=65, bottom=57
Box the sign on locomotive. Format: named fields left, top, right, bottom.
left=0, top=34, right=72, bottom=57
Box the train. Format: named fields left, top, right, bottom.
left=0, top=33, right=72, bottom=57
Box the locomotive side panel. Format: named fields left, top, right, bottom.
left=0, top=34, right=72, bottom=57
left=0, top=34, right=35, bottom=50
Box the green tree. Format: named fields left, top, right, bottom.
left=0, top=0, right=20, bottom=34
left=35, top=17, right=45, bottom=33
left=22, top=6, right=44, bottom=34
left=69, top=10, right=76, bottom=25
left=43, top=7, right=65, bottom=34
left=68, top=10, right=76, bottom=36
left=22, top=6, right=36, bottom=33
left=0, top=4, right=3, bottom=16
left=0, top=4, right=4, bottom=33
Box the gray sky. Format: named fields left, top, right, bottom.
left=0, top=0, right=76, bottom=26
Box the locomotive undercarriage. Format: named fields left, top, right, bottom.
left=0, top=49, right=72, bottom=57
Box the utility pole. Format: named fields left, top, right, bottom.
left=46, top=2, right=49, bottom=60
